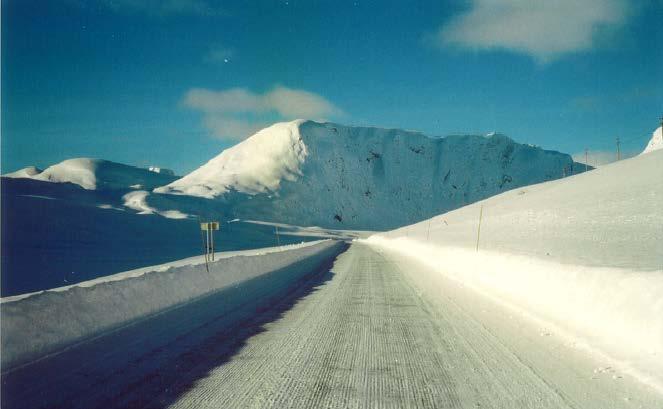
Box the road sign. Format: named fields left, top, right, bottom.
left=200, top=221, right=220, bottom=269
left=200, top=222, right=220, bottom=231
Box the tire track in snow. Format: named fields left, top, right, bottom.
left=170, top=244, right=466, bottom=408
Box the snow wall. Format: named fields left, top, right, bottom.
left=1, top=240, right=346, bottom=371
left=367, top=236, right=663, bottom=388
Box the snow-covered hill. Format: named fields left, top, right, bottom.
left=641, top=126, right=662, bottom=155
left=156, top=121, right=308, bottom=197
left=4, top=158, right=178, bottom=190
left=366, top=149, right=663, bottom=392
left=156, top=120, right=582, bottom=229
left=4, top=166, right=42, bottom=179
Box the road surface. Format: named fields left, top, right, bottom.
left=2, top=243, right=661, bottom=408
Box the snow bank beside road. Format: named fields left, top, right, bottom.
left=1, top=240, right=344, bottom=371
left=365, top=150, right=663, bottom=391
left=367, top=237, right=663, bottom=390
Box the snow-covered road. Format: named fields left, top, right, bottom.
left=168, top=243, right=662, bottom=408
left=3, top=243, right=661, bottom=408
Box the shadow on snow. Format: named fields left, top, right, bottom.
left=1, top=243, right=348, bottom=409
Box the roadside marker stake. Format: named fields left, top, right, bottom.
left=476, top=205, right=483, bottom=252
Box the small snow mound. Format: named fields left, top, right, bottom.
left=122, top=190, right=189, bottom=219
left=155, top=120, right=308, bottom=198
left=641, top=126, right=662, bottom=155
left=3, top=166, right=43, bottom=178
left=122, top=191, right=155, bottom=214
left=148, top=166, right=175, bottom=176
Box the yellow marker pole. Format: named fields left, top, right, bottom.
left=476, top=205, right=483, bottom=252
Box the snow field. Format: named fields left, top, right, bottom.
left=365, top=149, right=663, bottom=392
left=1, top=240, right=343, bottom=371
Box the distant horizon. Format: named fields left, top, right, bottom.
left=3, top=1, right=662, bottom=174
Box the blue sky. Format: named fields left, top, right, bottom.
left=2, top=0, right=662, bottom=174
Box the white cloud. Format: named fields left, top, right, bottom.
left=184, top=88, right=263, bottom=114
left=264, top=87, right=341, bottom=119
left=183, top=86, right=342, bottom=140
left=437, top=0, right=629, bottom=62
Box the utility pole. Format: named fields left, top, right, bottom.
left=584, top=148, right=589, bottom=172
left=616, top=137, right=621, bottom=161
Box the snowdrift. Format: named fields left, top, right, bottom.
left=641, top=126, right=662, bottom=155
left=365, top=149, right=663, bottom=390
left=1, top=240, right=345, bottom=371
left=156, top=120, right=583, bottom=229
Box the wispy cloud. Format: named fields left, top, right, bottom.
left=205, top=45, right=234, bottom=64
left=183, top=86, right=342, bottom=140
left=96, top=0, right=223, bottom=17
left=436, top=0, right=629, bottom=63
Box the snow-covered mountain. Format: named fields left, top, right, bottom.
left=156, top=120, right=583, bottom=229
left=4, top=158, right=178, bottom=190
left=0, top=120, right=586, bottom=295
left=641, top=126, right=662, bottom=155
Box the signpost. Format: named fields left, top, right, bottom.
left=200, top=221, right=220, bottom=271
